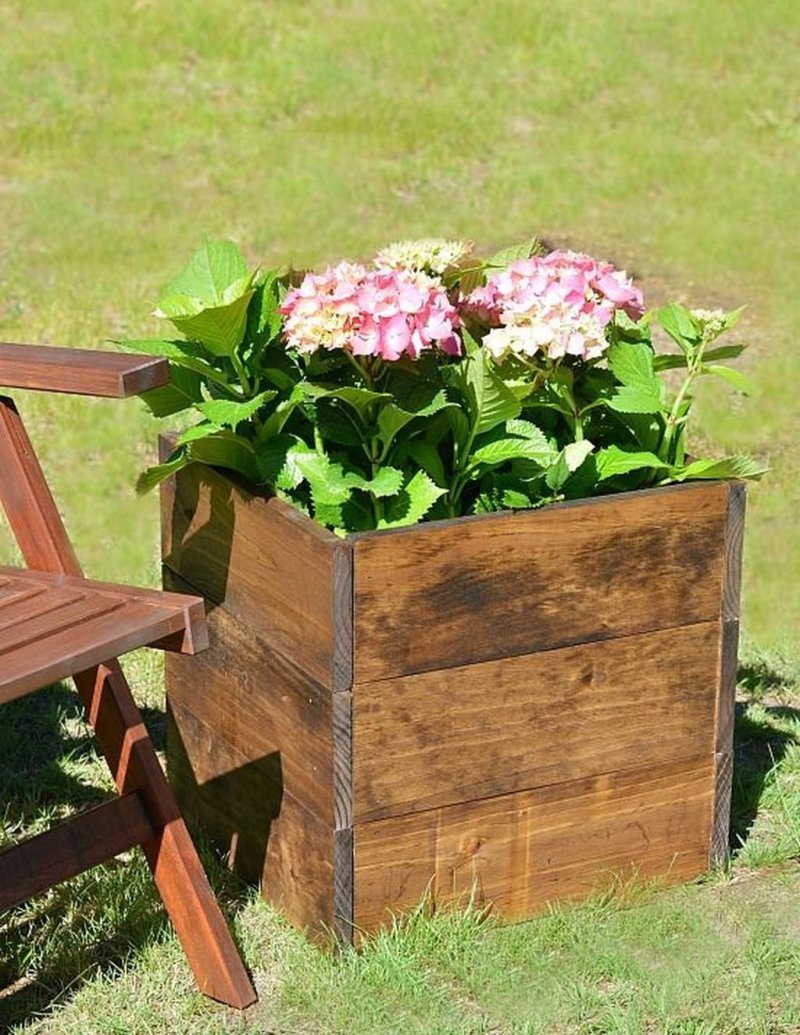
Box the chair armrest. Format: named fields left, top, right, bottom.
left=0, top=343, right=169, bottom=398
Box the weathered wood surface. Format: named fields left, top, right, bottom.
left=353, top=755, right=715, bottom=932
left=0, top=793, right=154, bottom=911
left=160, top=439, right=353, bottom=691
left=351, top=481, right=731, bottom=683
left=0, top=343, right=168, bottom=397
left=352, top=621, right=721, bottom=822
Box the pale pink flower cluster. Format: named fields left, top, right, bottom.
left=465, top=250, right=644, bottom=363
left=281, top=263, right=461, bottom=361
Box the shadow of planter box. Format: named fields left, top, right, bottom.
left=160, top=439, right=744, bottom=944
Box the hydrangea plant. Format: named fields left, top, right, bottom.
left=125, top=238, right=765, bottom=533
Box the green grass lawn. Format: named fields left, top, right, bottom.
left=1, top=0, right=799, bottom=1030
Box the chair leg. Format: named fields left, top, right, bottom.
left=73, top=661, right=257, bottom=1010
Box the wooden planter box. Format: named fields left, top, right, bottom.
left=160, top=445, right=744, bottom=944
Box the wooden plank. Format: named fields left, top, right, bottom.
left=0, top=343, right=168, bottom=397
left=709, top=751, right=733, bottom=868
left=160, top=443, right=353, bottom=692
left=75, top=663, right=257, bottom=1009
left=0, top=792, right=155, bottom=911
left=0, top=397, right=82, bottom=574
left=0, top=600, right=192, bottom=704
left=164, top=577, right=336, bottom=825
left=1, top=566, right=208, bottom=654
left=353, top=755, right=715, bottom=933
left=352, top=481, right=730, bottom=683
left=352, top=622, right=721, bottom=822
left=723, top=482, right=745, bottom=621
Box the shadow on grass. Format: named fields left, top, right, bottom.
left=0, top=683, right=250, bottom=1032
left=730, top=657, right=800, bottom=855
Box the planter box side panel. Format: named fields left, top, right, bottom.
left=352, top=481, right=731, bottom=683
left=165, top=590, right=344, bottom=936
left=353, top=754, right=715, bottom=934
left=352, top=621, right=722, bottom=823
left=160, top=454, right=352, bottom=691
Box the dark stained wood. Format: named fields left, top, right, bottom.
left=0, top=793, right=155, bottom=911
left=352, top=622, right=721, bottom=822
left=164, top=576, right=337, bottom=825
left=160, top=438, right=353, bottom=691
left=163, top=461, right=741, bottom=942
left=0, top=342, right=169, bottom=398
left=723, top=481, right=746, bottom=621
left=710, top=751, right=733, bottom=868
left=353, top=755, right=715, bottom=932
left=351, top=480, right=731, bottom=683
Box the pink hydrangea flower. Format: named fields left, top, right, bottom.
left=463, top=250, right=643, bottom=363
left=281, top=264, right=461, bottom=361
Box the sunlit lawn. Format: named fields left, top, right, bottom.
left=0, top=0, right=798, bottom=1030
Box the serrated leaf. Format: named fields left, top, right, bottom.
left=359, top=466, right=405, bottom=497
left=545, top=440, right=594, bottom=491
left=607, top=386, right=664, bottom=414
left=164, top=291, right=255, bottom=357
left=378, top=470, right=446, bottom=529
left=317, top=386, right=392, bottom=418
left=186, top=432, right=260, bottom=482
left=595, top=446, right=668, bottom=481
left=702, top=343, right=746, bottom=362
left=673, top=455, right=768, bottom=481
left=485, top=238, right=541, bottom=268
left=607, top=343, right=660, bottom=392
left=470, top=436, right=552, bottom=468
left=139, top=366, right=203, bottom=417
left=407, top=439, right=448, bottom=487
left=703, top=364, right=754, bottom=394
left=136, top=451, right=189, bottom=495
left=256, top=434, right=313, bottom=489
left=657, top=303, right=701, bottom=354
left=196, top=390, right=276, bottom=429
left=177, top=422, right=217, bottom=445
left=460, top=343, right=521, bottom=435
left=161, top=241, right=250, bottom=307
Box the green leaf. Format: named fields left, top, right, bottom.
left=485, top=237, right=541, bottom=268
left=595, top=446, right=668, bottom=481
left=316, top=386, right=392, bottom=418
left=256, top=435, right=313, bottom=490
left=607, top=343, right=660, bottom=392
left=177, top=422, right=217, bottom=445
left=703, top=364, right=755, bottom=394
left=607, top=386, right=664, bottom=414
left=657, top=303, right=701, bottom=354
left=358, top=466, right=405, bottom=497
left=459, top=340, right=521, bottom=435
left=187, top=432, right=260, bottom=482
left=162, top=291, right=255, bottom=357
left=196, top=390, right=277, bottom=429
left=470, top=436, right=552, bottom=468
left=672, top=455, right=768, bottom=481
left=545, top=440, right=594, bottom=491
left=161, top=240, right=250, bottom=307
left=702, top=343, right=746, bottom=362
left=378, top=471, right=446, bottom=529
left=407, top=439, right=448, bottom=487
left=136, top=451, right=189, bottom=495
left=139, top=366, right=203, bottom=417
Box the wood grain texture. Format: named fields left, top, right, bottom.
left=164, top=573, right=336, bottom=825
left=160, top=444, right=353, bottom=691
left=0, top=343, right=168, bottom=397
left=352, top=481, right=730, bottom=683
left=0, top=568, right=206, bottom=704
left=353, top=755, right=715, bottom=933
left=723, top=482, right=746, bottom=621
left=0, top=793, right=154, bottom=911
left=709, top=750, right=733, bottom=868
left=353, top=622, right=721, bottom=822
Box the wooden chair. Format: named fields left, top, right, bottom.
left=0, top=342, right=257, bottom=1010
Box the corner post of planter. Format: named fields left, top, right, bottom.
left=710, top=480, right=746, bottom=868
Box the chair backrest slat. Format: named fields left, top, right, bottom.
left=0, top=396, right=81, bottom=576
